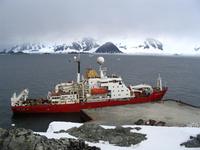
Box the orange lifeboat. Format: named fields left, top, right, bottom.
left=91, top=88, right=109, bottom=95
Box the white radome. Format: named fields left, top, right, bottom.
left=74, top=56, right=77, bottom=61
left=97, top=56, right=105, bottom=65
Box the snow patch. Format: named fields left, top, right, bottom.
left=36, top=122, right=200, bottom=150
left=46, top=121, right=82, bottom=133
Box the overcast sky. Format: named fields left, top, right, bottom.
left=0, top=0, right=200, bottom=48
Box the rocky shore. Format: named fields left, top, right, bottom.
left=1, top=122, right=200, bottom=150
left=0, top=127, right=99, bottom=150
left=0, top=124, right=147, bottom=149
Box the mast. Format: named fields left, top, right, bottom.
left=157, top=74, right=163, bottom=91
left=74, top=54, right=81, bottom=83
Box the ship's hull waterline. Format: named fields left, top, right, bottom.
left=12, top=88, right=167, bottom=113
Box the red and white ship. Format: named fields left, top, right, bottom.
left=11, top=56, right=167, bottom=113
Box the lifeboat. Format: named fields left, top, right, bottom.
left=91, top=88, right=109, bottom=95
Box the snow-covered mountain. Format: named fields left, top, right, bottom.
left=117, top=38, right=166, bottom=55
left=140, top=38, right=163, bottom=50
left=3, top=43, right=54, bottom=54
left=2, top=38, right=100, bottom=54
left=54, top=37, right=99, bottom=53
left=1, top=37, right=199, bottom=56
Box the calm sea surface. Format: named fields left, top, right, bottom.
left=0, top=54, right=200, bottom=131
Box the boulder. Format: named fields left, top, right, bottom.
left=135, top=119, right=144, bottom=125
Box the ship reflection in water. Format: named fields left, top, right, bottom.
left=11, top=112, right=91, bottom=132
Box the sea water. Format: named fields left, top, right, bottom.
left=0, top=54, right=200, bottom=131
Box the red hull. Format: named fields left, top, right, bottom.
left=12, top=88, right=167, bottom=113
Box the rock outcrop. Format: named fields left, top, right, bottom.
left=194, top=47, right=200, bottom=52
left=0, top=128, right=100, bottom=150
left=95, top=42, right=122, bottom=53
left=66, top=123, right=146, bottom=147
left=181, top=134, right=200, bottom=148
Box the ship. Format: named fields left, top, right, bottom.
left=11, top=56, right=168, bottom=113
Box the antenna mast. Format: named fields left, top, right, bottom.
left=74, top=54, right=81, bottom=83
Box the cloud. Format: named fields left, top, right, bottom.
left=0, top=0, right=200, bottom=48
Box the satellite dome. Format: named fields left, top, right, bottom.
left=74, top=56, right=80, bottom=62
left=97, top=57, right=105, bottom=65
